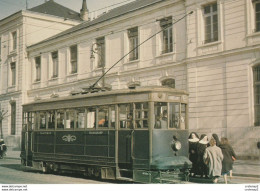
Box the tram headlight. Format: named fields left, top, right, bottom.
left=171, top=135, right=182, bottom=152
left=171, top=140, right=182, bottom=151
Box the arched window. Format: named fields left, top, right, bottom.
left=253, top=65, right=260, bottom=126
left=161, top=78, right=175, bottom=88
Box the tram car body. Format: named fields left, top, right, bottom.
left=21, top=86, right=191, bottom=183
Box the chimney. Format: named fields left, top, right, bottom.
left=80, top=0, right=89, bottom=21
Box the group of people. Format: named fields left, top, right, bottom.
left=188, top=132, right=237, bottom=184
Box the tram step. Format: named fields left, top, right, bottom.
left=117, top=177, right=133, bottom=182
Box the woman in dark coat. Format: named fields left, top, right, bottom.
left=219, top=137, right=237, bottom=184
left=197, top=134, right=209, bottom=178
left=188, top=132, right=199, bottom=176
left=212, top=133, right=221, bottom=147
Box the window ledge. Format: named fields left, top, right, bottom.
left=156, top=51, right=175, bottom=59
left=49, top=76, right=58, bottom=81
left=8, top=50, right=17, bottom=57
left=198, top=40, right=222, bottom=48
left=124, top=59, right=140, bottom=65
left=67, top=72, right=78, bottom=77
left=93, top=67, right=105, bottom=72
left=33, top=80, right=41, bottom=85
left=247, top=31, right=260, bottom=38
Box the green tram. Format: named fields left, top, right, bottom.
left=21, top=86, right=191, bottom=183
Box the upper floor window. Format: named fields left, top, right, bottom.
left=10, top=62, right=16, bottom=86
left=70, top=45, right=77, bottom=74
left=203, top=3, right=218, bottom=44
left=253, top=65, right=260, bottom=126
left=96, top=37, right=105, bottom=68
left=35, top=56, right=41, bottom=82
left=160, top=17, right=173, bottom=54
left=0, top=37, right=2, bottom=57
left=254, top=0, right=260, bottom=32
left=128, top=27, right=139, bottom=61
left=51, top=51, right=58, bottom=78
left=12, top=31, right=17, bottom=51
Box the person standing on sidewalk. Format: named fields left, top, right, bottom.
left=203, top=138, right=223, bottom=183
left=219, top=137, right=237, bottom=184
left=197, top=134, right=209, bottom=178
left=188, top=132, right=200, bottom=177
left=212, top=133, right=221, bottom=147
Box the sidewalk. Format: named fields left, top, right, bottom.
left=3, top=151, right=260, bottom=179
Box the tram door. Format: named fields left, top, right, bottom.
left=118, top=104, right=134, bottom=178
left=23, top=112, right=33, bottom=166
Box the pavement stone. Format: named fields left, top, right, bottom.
left=3, top=151, right=260, bottom=179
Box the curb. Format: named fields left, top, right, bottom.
left=233, top=173, right=260, bottom=179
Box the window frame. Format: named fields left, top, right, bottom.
left=10, top=62, right=16, bottom=86
left=11, top=31, right=17, bottom=51
left=128, top=27, right=139, bottom=61
left=203, top=2, right=219, bottom=44
left=35, top=56, right=41, bottom=82
left=96, top=37, right=105, bottom=68
left=51, top=51, right=58, bottom=78
left=70, top=45, right=78, bottom=74
left=160, top=16, right=173, bottom=54
left=253, top=65, right=260, bottom=126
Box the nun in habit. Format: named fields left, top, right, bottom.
left=188, top=132, right=200, bottom=176
left=203, top=138, right=223, bottom=183
left=197, top=134, right=209, bottom=178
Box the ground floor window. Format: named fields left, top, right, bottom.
left=254, top=65, right=260, bottom=126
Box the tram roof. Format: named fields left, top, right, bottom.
left=23, top=86, right=188, bottom=108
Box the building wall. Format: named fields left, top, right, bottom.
left=0, top=11, right=80, bottom=150
left=24, top=0, right=260, bottom=158
left=186, top=0, right=260, bottom=158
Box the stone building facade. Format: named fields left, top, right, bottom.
left=1, top=0, right=260, bottom=158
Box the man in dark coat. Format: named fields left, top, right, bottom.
left=219, top=137, right=237, bottom=184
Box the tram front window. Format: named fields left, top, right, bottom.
left=135, top=103, right=148, bottom=128
left=154, top=102, right=168, bottom=129
left=169, top=103, right=180, bottom=129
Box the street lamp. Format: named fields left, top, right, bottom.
left=90, top=42, right=105, bottom=90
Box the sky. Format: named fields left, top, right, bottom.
left=0, top=0, right=136, bottom=20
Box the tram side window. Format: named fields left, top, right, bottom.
left=109, top=106, right=116, bottom=128
left=87, top=107, right=96, bottom=128
left=76, top=108, right=85, bottom=129
left=154, top=102, right=168, bottom=129
left=57, top=110, right=65, bottom=129
left=47, top=111, right=55, bottom=129
left=98, top=106, right=108, bottom=128
left=28, top=112, right=35, bottom=130
left=39, top=112, right=47, bottom=129
left=66, top=110, right=75, bottom=129
left=169, top=103, right=180, bottom=129
left=22, top=112, right=28, bottom=131
left=119, top=104, right=133, bottom=128
left=135, top=102, right=148, bottom=128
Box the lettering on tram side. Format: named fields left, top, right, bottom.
left=62, top=134, right=77, bottom=142
left=88, top=131, right=104, bottom=135
left=39, top=132, right=53, bottom=135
